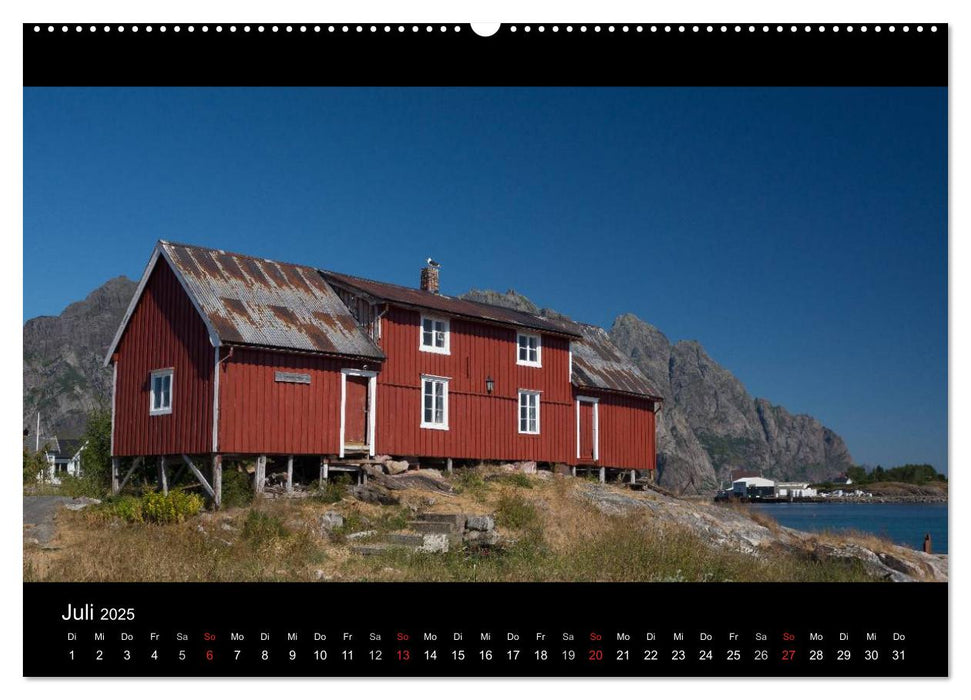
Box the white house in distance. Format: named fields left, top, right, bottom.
left=731, top=476, right=775, bottom=498
left=776, top=482, right=818, bottom=498
left=40, top=438, right=86, bottom=484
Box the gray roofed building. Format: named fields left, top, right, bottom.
left=570, top=323, right=662, bottom=400
left=322, top=270, right=582, bottom=338
left=107, top=241, right=385, bottom=363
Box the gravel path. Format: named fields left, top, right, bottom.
left=23, top=496, right=98, bottom=545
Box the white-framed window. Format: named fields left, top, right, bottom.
left=421, top=375, right=449, bottom=430
left=518, top=390, right=541, bottom=434
left=420, top=315, right=450, bottom=354
left=517, top=333, right=542, bottom=367
left=149, top=369, right=173, bottom=416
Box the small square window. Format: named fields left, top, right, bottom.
left=150, top=369, right=173, bottom=415
left=420, top=315, right=450, bottom=354
left=518, top=390, right=540, bottom=434
left=517, top=333, right=542, bottom=367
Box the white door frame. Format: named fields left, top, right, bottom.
left=340, top=369, right=378, bottom=458
left=576, top=395, right=600, bottom=461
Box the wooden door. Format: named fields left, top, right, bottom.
left=345, top=375, right=369, bottom=447
left=579, top=401, right=595, bottom=461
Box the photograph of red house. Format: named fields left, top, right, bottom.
left=105, top=241, right=662, bottom=505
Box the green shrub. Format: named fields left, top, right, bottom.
left=104, top=495, right=145, bottom=523
left=451, top=468, right=490, bottom=500
left=141, top=491, right=204, bottom=524
left=375, top=507, right=410, bottom=532
left=498, top=472, right=533, bottom=489
left=58, top=474, right=105, bottom=499
left=495, top=492, right=540, bottom=530
left=311, top=475, right=350, bottom=504
left=23, top=447, right=48, bottom=486
left=78, top=407, right=113, bottom=493
left=220, top=468, right=253, bottom=508
left=242, top=510, right=289, bottom=545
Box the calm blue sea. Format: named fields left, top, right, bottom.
left=750, top=502, right=948, bottom=554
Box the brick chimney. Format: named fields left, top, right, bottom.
left=420, top=264, right=440, bottom=294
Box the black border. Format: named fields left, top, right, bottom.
left=25, top=582, right=948, bottom=676
left=24, top=23, right=947, bottom=87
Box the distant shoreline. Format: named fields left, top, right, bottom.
left=712, top=480, right=947, bottom=505
left=747, top=496, right=947, bottom=505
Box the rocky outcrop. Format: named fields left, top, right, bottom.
left=577, top=483, right=947, bottom=582
left=23, top=276, right=137, bottom=441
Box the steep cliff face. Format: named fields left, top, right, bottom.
left=608, top=315, right=719, bottom=494
left=610, top=315, right=854, bottom=488
left=23, top=276, right=137, bottom=440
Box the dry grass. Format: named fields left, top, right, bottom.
left=810, top=527, right=899, bottom=552
left=24, top=472, right=877, bottom=583
left=715, top=500, right=782, bottom=533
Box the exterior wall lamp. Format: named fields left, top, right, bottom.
left=485, top=376, right=494, bottom=394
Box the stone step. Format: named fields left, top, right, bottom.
left=382, top=533, right=425, bottom=547
left=417, top=513, right=466, bottom=528
left=408, top=520, right=461, bottom=535
left=349, top=543, right=392, bottom=556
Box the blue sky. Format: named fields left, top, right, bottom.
left=23, top=87, right=947, bottom=472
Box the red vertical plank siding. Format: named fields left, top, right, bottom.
left=585, top=391, right=657, bottom=471
left=217, top=347, right=368, bottom=455
left=375, top=307, right=574, bottom=463
left=114, top=269, right=657, bottom=468
left=112, top=261, right=214, bottom=456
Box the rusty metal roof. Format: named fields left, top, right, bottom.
left=160, top=242, right=385, bottom=359
left=321, top=271, right=582, bottom=338
left=571, top=323, right=663, bottom=400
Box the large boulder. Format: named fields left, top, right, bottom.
left=466, top=515, right=495, bottom=532
left=419, top=533, right=450, bottom=553
left=464, top=529, right=500, bottom=546
left=349, top=483, right=400, bottom=505
left=361, top=464, right=384, bottom=478
left=384, top=460, right=410, bottom=475
left=318, top=511, right=344, bottom=533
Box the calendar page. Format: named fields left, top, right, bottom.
left=22, top=19, right=947, bottom=679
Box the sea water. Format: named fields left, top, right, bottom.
left=749, top=502, right=948, bottom=554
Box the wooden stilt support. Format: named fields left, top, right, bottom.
left=447, top=458, right=453, bottom=474
left=158, top=456, right=169, bottom=495
left=181, top=454, right=215, bottom=499
left=255, top=455, right=267, bottom=494
left=286, top=455, right=294, bottom=493
left=319, top=459, right=329, bottom=486
left=117, top=456, right=142, bottom=493
left=599, top=466, right=606, bottom=484
left=111, top=457, right=120, bottom=494
left=212, top=454, right=223, bottom=508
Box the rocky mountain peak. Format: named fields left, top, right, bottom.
left=23, top=276, right=137, bottom=441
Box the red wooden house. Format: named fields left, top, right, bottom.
left=106, top=241, right=661, bottom=504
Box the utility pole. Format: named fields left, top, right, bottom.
left=35, top=412, right=40, bottom=452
